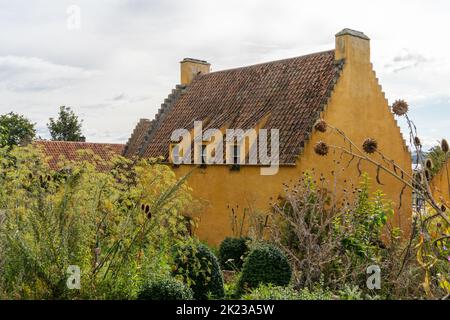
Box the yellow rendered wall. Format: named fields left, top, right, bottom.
left=172, top=37, right=412, bottom=246
left=431, top=161, right=450, bottom=206
left=180, top=60, right=211, bottom=85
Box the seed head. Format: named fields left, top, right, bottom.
left=314, top=119, right=327, bottom=133
left=426, top=158, right=433, bottom=170
left=392, top=100, right=409, bottom=116
left=441, top=139, right=449, bottom=153
left=314, top=141, right=329, bottom=156
left=414, top=136, right=421, bottom=147
left=144, top=204, right=151, bottom=219
left=363, top=138, right=378, bottom=154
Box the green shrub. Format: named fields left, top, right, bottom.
left=219, top=237, right=250, bottom=270
left=0, top=146, right=194, bottom=299
left=241, top=283, right=334, bottom=300
left=137, top=276, right=193, bottom=300
left=237, top=244, right=291, bottom=294
left=172, top=243, right=225, bottom=300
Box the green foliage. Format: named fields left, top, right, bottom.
left=297, top=286, right=334, bottom=300
left=237, top=243, right=291, bottom=294
left=47, top=106, right=84, bottom=141
left=0, top=145, right=193, bottom=299
left=271, top=172, right=414, bottom=297
left=338, top=285, right=364, bottom=300
left=0, top=112, right=35, bottom=148
left=241, top=283, right=333, bottom=300
left=241, top=284, right=299, bottom=300
left=137, top=276, right=193, bottom=300
left=339, top=174, right=392, bottom=260
left=172, top=243, right=225, bottom=300
left=218, top=237, right=249, bottom=271
left=223, top=272, right=240, bottom=299
left=427, top=145, right=448, bottom=176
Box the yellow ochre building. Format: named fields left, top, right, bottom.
left=123, top=29, right=412, bottom=245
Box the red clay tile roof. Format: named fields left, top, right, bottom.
left=123, top=118, right=152, bottom=157
left=34, top=140, right=125, bottom=171
left=135, top=50, right=344, bottom=164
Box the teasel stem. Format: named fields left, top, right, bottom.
left=329, top=144, right=450, bottom=227
left=445, top=158, right=450, bottom=201
left=328, top=124, right=426, bottom=194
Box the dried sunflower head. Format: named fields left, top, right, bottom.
left=441, top=139, right=449, bottom=153
left=314, top=119, right=327, bottom=133
left=363, top=138, right=378, bottom=154
left=392, top=100, right=409, bottom=116
left=314, top=141, right=329, bottom=156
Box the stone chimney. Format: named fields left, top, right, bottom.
left=335, top=29, right=370, bottom=64
left=180, top=58, right=210, bottom=85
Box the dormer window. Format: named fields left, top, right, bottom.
left=229, top=144, right=241, bottom=171
left=231, top=144, right=240, bottom=165
left=201, top=144, right=208, bottom=164
left=197, top=144, right=208, bottom=168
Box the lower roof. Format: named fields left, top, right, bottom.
left=33, top=140, right=125, bottom=171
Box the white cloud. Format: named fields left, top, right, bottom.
left=0, top=0, right=449, bottom=145
left=384, top=49, right=429, bottom=73
left=0, top=55, right=95, bottom=92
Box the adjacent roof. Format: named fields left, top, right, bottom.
left=34, top=140, right=125, bottom=171
left=132, top=50, right=344, bottom=164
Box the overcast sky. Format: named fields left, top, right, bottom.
left=0, top=0, right=449, bottom=149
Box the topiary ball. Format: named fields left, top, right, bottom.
left=218, top=237, right=250, bottom=271
left=237, top=243, right=291, bottom=294
left=137, top=276, right=193, bottom=300
left=172, top=243, right=225, bottom=300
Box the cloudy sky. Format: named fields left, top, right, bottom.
left=0, top=0, right=449, bottom=149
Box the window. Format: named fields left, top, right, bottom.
left=196, top=144, right=208, bottom=168
left=232, top=144, right=240, bottom=165
left=229, top=144, right=241, bottom=171
left=201, top=144, right=208, bottom=164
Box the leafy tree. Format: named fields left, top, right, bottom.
left=47, top=106, right=84, bottom=141
left=0, top=112, right=36, bottom=148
